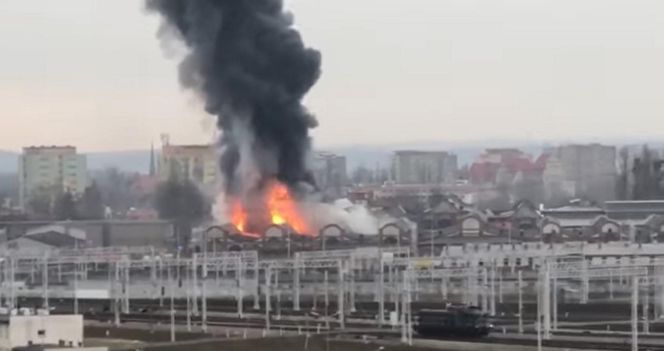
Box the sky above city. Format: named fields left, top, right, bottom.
left=2, top=0, right=664, bottom=152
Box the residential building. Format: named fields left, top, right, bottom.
left=311, top=152, right=347, bottom=199
left=158, top=144, right=218, bottom=186
left=392, top=150, right=457, bottom=185
left=470, top=148, right=538, bottom=185
left=547, top=144, right=617, bottom=203
left=477, top=148, right=526, bottom=164
left=18, top=146, right=88, bottom=209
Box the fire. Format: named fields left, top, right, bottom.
left=231, top=201, right=248, bottom=232
left=266, top=181, right=311, bottom=235
left=228, top=180, right=312, bottom=237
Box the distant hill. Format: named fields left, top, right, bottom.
left=325, top=140, right=549, bottom=170
left=2, top=137, right=662, bottom=175
left=87, top=150, right=152, bottom=173
left=0, top=151, right=17, bottom=173
left=0, top=150, right=152, bottom=174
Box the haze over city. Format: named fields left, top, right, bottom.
left=3, top=0, right=664, bottom=152
left=3, top=2, right=664, bottom=351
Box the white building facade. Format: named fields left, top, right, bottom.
left=18, top=146, right=88, bottom=209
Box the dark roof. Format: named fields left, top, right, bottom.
left=427, top=200, right=460, bottom=214
left=24, top=231, right=86, bottom=248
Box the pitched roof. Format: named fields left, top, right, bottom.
left=23, top=231, right=86, bottom=248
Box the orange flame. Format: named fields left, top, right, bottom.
left=266, top=181, right=311, bottom=235
left=231, top=201, right=248, bottom=233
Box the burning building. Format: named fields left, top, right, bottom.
left=229, top=180, right=313, bottom=236
left=147, top=0, right=322, bottom=237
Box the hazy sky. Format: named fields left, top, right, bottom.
left=2, top=0, right=664, bottom=152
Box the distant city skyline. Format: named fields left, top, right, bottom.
left=3, top=0, right=664, bottom=152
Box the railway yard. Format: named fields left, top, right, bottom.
left=0, top=241, right=661, bottom=350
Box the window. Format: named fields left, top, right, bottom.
left=38, top=329, right=46, bottom=337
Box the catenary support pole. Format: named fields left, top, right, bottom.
left=265, top=266, right=272, bottom=331
left=632, top=275, right=639, bottom=351
left=518, top=270, right=523, bottom=334
left=378, top=255, right=385, bottom=326
left=168, top=264, right=175, bottom=342
left=338, top=259, right=345, bottom=329
left=294, top=257, right=300, bottom=311
left=42, top=257, right=49, bottom=310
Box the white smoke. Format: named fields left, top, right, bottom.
left=301, top=198, right=394, bottom=235
left=212, top=192, right=229, bottom=224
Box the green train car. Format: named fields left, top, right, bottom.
left=413, top=306, right=492, bottom=338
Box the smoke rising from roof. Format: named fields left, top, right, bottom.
left=146, top=0, right=322, bottom=196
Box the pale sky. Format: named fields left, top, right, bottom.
left=2, top=0, right=664, bottom=152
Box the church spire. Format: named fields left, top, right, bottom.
left=149, top=142, right=156, bottom=176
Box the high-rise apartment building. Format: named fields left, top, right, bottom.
left=311, top=151, right=347, bottom=198
left=392, top=150, right=458, bottom=185
left=158, top=144, right=218, bottom=186
left=18, top=146, right=88, bottom=208
left=546, top=144, right=617, bottom=202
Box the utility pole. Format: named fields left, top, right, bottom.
left=537, top=269, right=542, bottom=351
left=518, top=270, right=523, bottom=334
left=201, top=257, right=207, bottom=332
left=401, top=269, right=407, bottom=344
left=294, top=257, right=300, bottom=311
left=643, top=282, right=649, bottom=334
left=378, top=255, right=385, bottom=326
left=159, top=258, right=164, bottom=307
left=9, top=258, right=15, bottom=310
left=74, top=262, right=79, bottom=315
left=324, top=270, right=329, bottom=329
left=337, top=259, right=345, bottom=329
left=482, top=268, right=488, bottom=313
left=42, top=257, right=49, bottom=310
left=151, top=253, right=157, bottom=300
left=186, top=260, right=192, bottom=332
left=114, top=262, right=120, bottom=326
left=632, top=275, right=638, bottom=351
left=498, top=268, right=503, bottom=304
left=265, top=266, right=271, bottom=331
left=581, top=258, right=589, bottom=304
left=543, top=262, right=551, bottom=340
left=192, top=255, right=198, bottom=315
left=490, top=265, right=496, bottom=316
left=237, top=257, right=244, bottom=318
left=552, top=273, right=558, bottom=330
left=349, top=257, right=356, bottom=312
left=123, top=261, right=130, bottom=313
left=168, top=264, right=175, bottom=342
left=253, top=262, right=260, bottom=310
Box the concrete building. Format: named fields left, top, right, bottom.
left=546, top=144, right=617, bottom=203
left=311, top=152, right=347, bottom=199
left=605, top=200, right=664, bottom=220
left=18, top=146, right=88, bottom=209
left=0, top=220, right=175, bottom=250
left=477, top=148, right=526, bottom=164
left=0, top=224, right=87, bottom=255
left=0, top=314, right=83, bottom=350
left=158, top=144, right=218, bottom=187
left=392, top=150, right=457, bottom=185
left=470, top=148, right=537, bottom=185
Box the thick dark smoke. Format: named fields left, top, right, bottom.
left=146, top=0, right=321, bottom=195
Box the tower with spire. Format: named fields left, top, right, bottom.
left=149, top=142, right=156, bottom=176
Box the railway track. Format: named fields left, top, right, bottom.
left=84, top=312, right=664, bottom=351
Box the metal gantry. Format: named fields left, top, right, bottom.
left=0, top=242, right=664, bottom=348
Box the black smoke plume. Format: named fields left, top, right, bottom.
left=146, top=0, right=321, bottom=195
